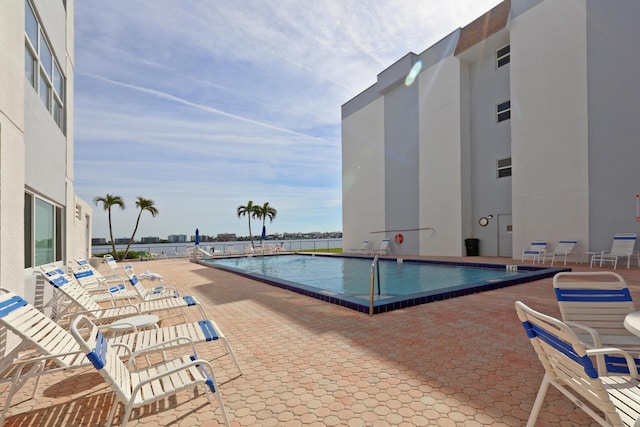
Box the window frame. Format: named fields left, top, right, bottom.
left=24, top=192, right=64, bottom=268
left=496, top=44, right=510, bottom=69
left=496, top=100, right=511, bottom=123
left=497, top=157, right=512, bottom=179
left=24, top=0, right=65, bottom=133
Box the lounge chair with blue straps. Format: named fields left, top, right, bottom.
left=515, top=300, right=640, bottom=427
left=123, top=265, right=179, bottom=301
left=41, top=269, right=206, bottom=324
left=70, top=314, right=230, bottom=426
left=70, top=265, right=140, bottom=304
left=521, top=241, right=547, bottom=264
left=0, top=288, right=241, bottom=424
left=591, top=233, right=640, bottom=270
left=539, top=240, right=577, bottom=266
left=553, top=271, right=640, bottom=375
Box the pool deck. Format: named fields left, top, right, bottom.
left=3, top=255, right=638, bottom=426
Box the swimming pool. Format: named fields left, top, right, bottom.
left=201, top=254, right=569, bottom=314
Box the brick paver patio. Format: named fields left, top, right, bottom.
left=3, top=255, right=638, bottom=426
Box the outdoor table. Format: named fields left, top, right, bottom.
left=624, top=312, right=640, bottom=336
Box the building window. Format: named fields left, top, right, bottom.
left=497, top=100, right=511, bottom=122
left=25, top=45, right=36, bottom=88
left=25, top=192, right=63, bottom=268
left=24, top=0, right=65, bottom=133
left=496, top=44, right=510, bottom=68
left=497, top=157, right=512, bottom=178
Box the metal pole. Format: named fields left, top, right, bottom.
left=369, top=255, right=378, bottom=316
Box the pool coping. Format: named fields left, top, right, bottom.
left=197, top=253, right=571, bottom=314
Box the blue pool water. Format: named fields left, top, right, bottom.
left=201, top=254, right=569, bottom=314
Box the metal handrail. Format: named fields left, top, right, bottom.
left=369, top=255, right=380, bottom=316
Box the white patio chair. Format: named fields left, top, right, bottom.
left=69, top=315, right=229, bottom=426
left=372, top=239, right=391, bottom=255
left=123, top=265, right=179, bottom=301
left=103, top=254, right=128, bottom=278
left=539, top=240, right=577, bottom=266
left=515, top=301, right=640, bottom=427
left=347, top=240, right=370, bottom=255
left=521, top=241, right=547, bottom=264
left=591, top=233, right=640, bottom=269
left=553, top=271, right=640, bottom=375
left=41, top=270, right=207, bottom=324
left=71, top=266, right=140, bottom=304
left=0, top=289, right=90, bottom=425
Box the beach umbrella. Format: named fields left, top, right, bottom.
left=195, top=228, right=200, bottom=246
left=261, top=225, right=266, bottom=241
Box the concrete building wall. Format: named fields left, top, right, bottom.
left=585, top=0, right=640, bottom=252
left=0, top=0, right=27, bottom=297
left=342, top=97, right=386, bottom=252
left=342, top=0, right=640, bottom=260
left=418, top=56, right=468, bottom=256
left=510, top=0, right=590, bottom=257
left=383, top=78, right=420, bottom=254
left=463, top=29, right=512, bottom=256
left=0, top=1, right=90, bottom=355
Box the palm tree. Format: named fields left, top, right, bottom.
left=122, top=197, right=159, bottom=260
left=93, top=194, right=125, bottom=259
left=237, top=200, right=258, bottom=248
left=254, top=202, right=277, bottom=245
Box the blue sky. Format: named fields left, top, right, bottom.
left=74, top=0, right=502, bottom=240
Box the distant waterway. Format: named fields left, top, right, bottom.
left=92, top=238, right=342, bottom=256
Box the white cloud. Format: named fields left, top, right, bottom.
left=75, top=0, right=502, bottom=239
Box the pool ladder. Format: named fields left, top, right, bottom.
left=369, top=255, right=381, bottom=316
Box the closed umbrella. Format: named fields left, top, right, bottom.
left=195, top=228, right=200, bottom=246
left=261, top=225, right=266, bottom=242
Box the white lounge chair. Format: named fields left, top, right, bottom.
left=553, top=271, right=640, bottom=375
left=41, top=270, right=207, bottom=324
left=71, top=266, right=140, bottom=304
left=123, top=265, right=179, bottom=301
left=69, top=315, right=230, bottom=426
left=515, top=300, right=640, bottom=427
left=521, top=241, right=546, bottom=264
left=591, top=233, right=640, bottom=269
left=0, top=289, right=92, bottom=424
left=372, top=239, right=391, bottom=255
left=347, top=240, right=370, bottom=255
left=103, top=254, right=127, bottom=278
left=0, top=288, right=241, bottom=423
left=539, top=240, right=577, bottom=266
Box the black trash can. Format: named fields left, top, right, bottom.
left=464, top=238, right=479, bottom=256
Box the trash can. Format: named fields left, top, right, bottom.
left=464, top=238, right=480, bottom=256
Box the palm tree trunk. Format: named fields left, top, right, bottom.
left=108, top=209, right=118, bottom=259
left=122, top=211, right=142, bottom=260
left=248, top=218, right=254, bottom=248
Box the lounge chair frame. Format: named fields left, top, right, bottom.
left=515, top=301, right=640, bottom=427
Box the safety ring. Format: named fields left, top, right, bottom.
left=394, top=233, right=404, bottom=245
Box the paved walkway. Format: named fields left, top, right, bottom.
left=3, top=256, right=639, bottom=426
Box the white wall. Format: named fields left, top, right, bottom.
left=418, top=56, right=468, bottom=256
left=342, top=97, right=386, bottom=251
left=510, top=0, right=590, bottom=257
left=71, top=195, right=92, bottom=263
left=0, top=0, right=27, bottom=297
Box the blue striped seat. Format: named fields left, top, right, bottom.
left=516, top=301, right=640, bottom=426
left=553, top=271, right=640, bottom=375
